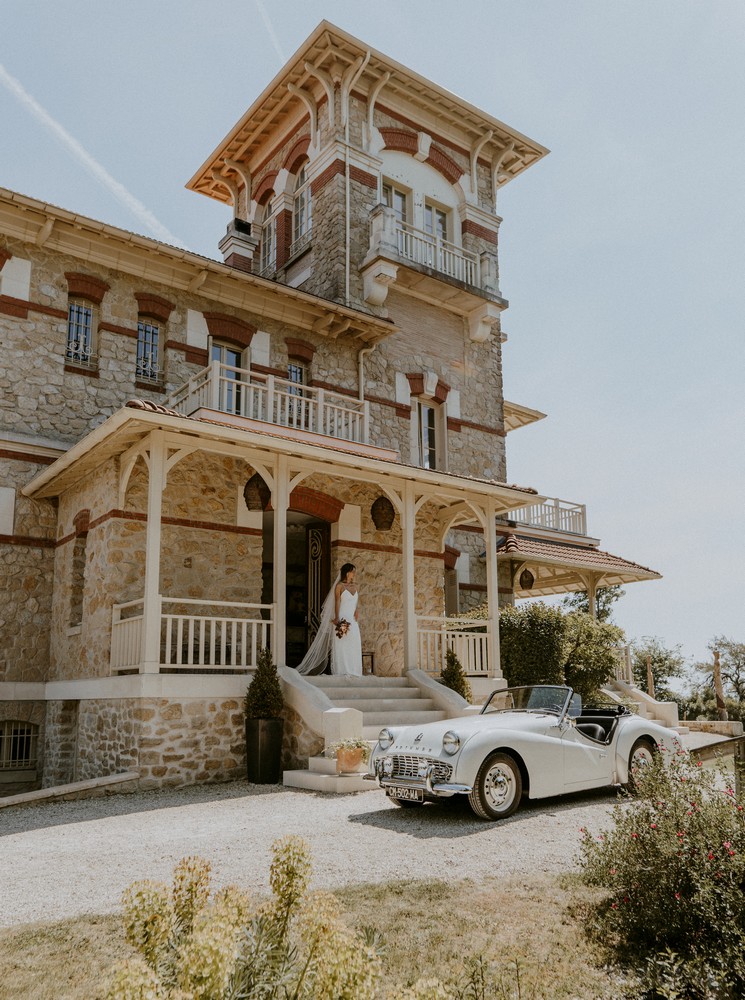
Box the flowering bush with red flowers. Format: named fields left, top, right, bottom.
left=580, top=750, right=745, bottom=999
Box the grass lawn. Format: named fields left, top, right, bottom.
left=0, top=874, right=627, bottom=999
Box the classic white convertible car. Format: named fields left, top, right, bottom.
left=367, top=684, right=682, bottom=820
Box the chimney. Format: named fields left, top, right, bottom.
left=218, top=219, right=260, bottom=273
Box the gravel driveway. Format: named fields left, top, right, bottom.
left=1, top=782, right=617, bottom=929
left=0, top=731, right=725, bottom=930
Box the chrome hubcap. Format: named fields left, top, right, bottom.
left=484, top=764, right=515, bottom=810
left=631, top=746, right=654, bottom=778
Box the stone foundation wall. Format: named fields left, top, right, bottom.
left=43, top=699, right=79, bottom=786
left=282, top=703, right=324, bottom=771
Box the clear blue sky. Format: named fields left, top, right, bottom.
left=1, top=1, right=743, bottom=667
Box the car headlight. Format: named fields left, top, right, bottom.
left=378, top=727, right=395, bottom=750
left=442, top=730, right=461, bottom=755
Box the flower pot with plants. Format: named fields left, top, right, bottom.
left=326, top=739, right=371, bottom=775
left=244, top=647, right=284, bottom=784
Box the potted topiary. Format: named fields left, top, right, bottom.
left=326, top=739, right=371, bottom=774
left=244, top=647, right=284, bottom=783
left=440, top=648, right=473, bottom=703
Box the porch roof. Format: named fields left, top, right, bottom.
left=23, top=402, right=543, bottom=518
left=495, top=532, right=662, bottom=597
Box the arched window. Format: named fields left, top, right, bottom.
left=259, top=196, right=279, bottom=276
left=136, top=315, right=162, bottom=384
left=66, top=297, right=97, bottom=369
left=0, top=720, right=39, bottom=771
left=292, top=163, right=312, bottom=255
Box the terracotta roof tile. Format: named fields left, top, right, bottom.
left=496, top=532, right=661, bottom=580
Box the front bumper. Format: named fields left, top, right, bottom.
left=366, top=756, right=472, bottom=797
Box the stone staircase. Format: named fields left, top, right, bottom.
left=307, top=674, right=449, bottom=739
left=602, top=679, right=686, bottom=732
left=282, top=673, right=452, bottom=793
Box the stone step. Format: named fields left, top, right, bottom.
left=315, top=686, right=421, bottom=701
left=334, top=698, right=437, bottom=712
left=306, top=675, right=411, bottom=687
left=360, top=710, right=447, bottom=726
left=282, top=769, right=370, bottom=793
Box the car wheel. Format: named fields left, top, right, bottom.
left=626, top=738, right=656, bottom=793
left=389, top=796, right=423, bottom=808
left=468, top=752, right=522, bottom=821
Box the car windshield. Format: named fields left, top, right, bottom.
left=481, top=685, right=572, bottom=716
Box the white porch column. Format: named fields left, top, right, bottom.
left=484, top=501, right=502, bottom=679
left=584, top=573, right=599, bottom=619
left=140, top=431, right=165, bottom=673
left=272, top=454, right=289, bottom=667
left=401, top=481, right=417, bottom=668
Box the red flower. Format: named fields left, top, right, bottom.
left=675, top=892, right=681, bottom=900
left=650, top=823, right=657, bottom=829
left=708, top=853, right=715, bottom=860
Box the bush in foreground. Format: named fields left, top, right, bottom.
left=106, top=838, right=380, bottom=999
left=580, top=750, right=745, bottom=999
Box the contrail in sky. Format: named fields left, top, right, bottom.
left=0, top=61, right=189, bottom=249
left=254, top=0, right=286, bottom=63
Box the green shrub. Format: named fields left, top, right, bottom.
left=244, top=647, right=284, bottom=719
left=106, top=837, right=381, bottom=999
left=498, top=602, right=566, bottom=687
left=580, top=750, right=745, bottom=999
left=440, top=648, right=472, bottom=702
left=562, top=612, right=623, bottom=701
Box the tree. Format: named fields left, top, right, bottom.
left=498, top=602, right=566, bottom=687
left=497, top=601, right=623, bottom=700
left=707, top=636, right=745, bottom=702
left=561, top=585, right=625, bottom=623
left=562, top=612, right=624, bottom=701
left=630, top=636, right=687, bottom=701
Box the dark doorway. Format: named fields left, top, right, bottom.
left=261, top=513, right=331, bottom=667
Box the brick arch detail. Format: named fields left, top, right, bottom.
left=282, top=135, right=311, bottom=175
left=288, top=487, right=344, bottom=523
left=134, top=292, right=174, bottom=323
left=203, top=312, right=256, bottom=349
left=379, top=127, right=418, bottom=155
left=253, top=171, right=279, bottom=206
left=0, top=703, right=44, bottom=726
left=73, top=509, right=91, bottom=536
left=285, top=338, right=315, bottom=364
left=65, top=272, right=110, bottom=304
left=379, top=129, right=464, bottom=186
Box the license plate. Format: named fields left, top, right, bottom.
left=386, top=785, right=423, bottom=802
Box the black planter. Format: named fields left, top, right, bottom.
left=245, top=717, right=284, bottom=784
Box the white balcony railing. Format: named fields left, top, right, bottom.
left=396, top=221, right=479, bottom=286
left=417, top=616, right=491, bottom=677
left=166, top=361, right=369, bottom=445
left=510, top=497, right=587, bottom=536
left=110, top=597, right=274, bottom=673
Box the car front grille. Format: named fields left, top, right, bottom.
left=390, top=755, right=453, bottom=782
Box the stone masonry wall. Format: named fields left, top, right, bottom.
left=0, top=455, right=56, bottom=682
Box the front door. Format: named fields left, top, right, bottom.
left=306, top=522, right=330, bottom=649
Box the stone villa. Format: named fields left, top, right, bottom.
left=0, top=22, right=660, bottom=793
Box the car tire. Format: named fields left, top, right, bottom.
left=389, top=796, right=423, bottom=808
left=468, top=752, right=522, bottom=821
left=626, top=738, right=656, bottom=793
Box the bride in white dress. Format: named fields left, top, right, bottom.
left=295, top=562, right=362, bottom=676
left=331, top=563, right=362, bottom=676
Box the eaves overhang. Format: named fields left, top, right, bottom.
left=0, top=187, right=396, bottom=346
left=187, top=20, right=549, bottom=203
left=23, top=405, right=543, bottom=518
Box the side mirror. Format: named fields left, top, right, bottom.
left=568, top=694, right=582, bottom=719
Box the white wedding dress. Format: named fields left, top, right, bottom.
left=332, top=588, right=362, bottom=676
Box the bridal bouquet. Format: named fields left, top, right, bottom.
left=334, top=618, right=351, bottom=639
